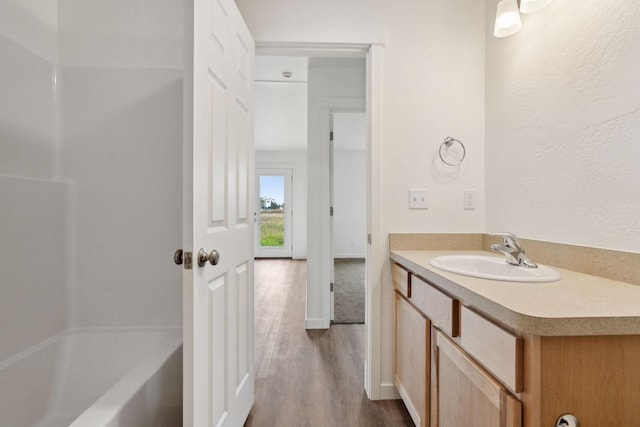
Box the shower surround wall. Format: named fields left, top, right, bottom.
left=58, top=0, right=183, bottom=327
left=0, top=1, right=68, bottom=363
left=0, top=0, right=182, bottom=365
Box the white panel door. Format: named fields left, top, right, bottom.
left=183, top=0, right=255, bottom=425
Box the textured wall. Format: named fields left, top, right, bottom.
left=486, top=0, right=640, bottom=252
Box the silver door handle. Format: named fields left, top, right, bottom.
left=198, top=248, right=220, bottom=267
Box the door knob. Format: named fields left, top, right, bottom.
left=174, top=249, right=184, bottom=265
left=198, top=248, right=220, bottom=267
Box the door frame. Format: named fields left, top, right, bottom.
left=327, top=109, right=366, bottom=323
left=256, top=42, right=386, bottom=399
left=311, top=99, right=365, bottom=330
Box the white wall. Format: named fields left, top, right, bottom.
left=333, top=150, right=366, bottom=258
left=236, top=0, right=486, bottom=398
left=255, top=82, right=307, bottom=151
left=333, top=112, right=367, bottom=259
left=256, top=150, right=308, bottom=259
left=306, top=58, right=366, bottom=328
left=486, top=0, right=640, bottom=253
left=0, top=1, right=68, bottom=362
left=379, top=2, right=486, bottom=234
left=58, top=0, right=183, bottom=328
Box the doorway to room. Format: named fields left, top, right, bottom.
left=252, top=46, right=385, bottom=398
left=330, top=111, right=367, bottom=324
left=255, top=168, right=293, bottom=258
left=254, top=53, right=368, bottom=327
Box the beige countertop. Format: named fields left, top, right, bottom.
left=390, top=249, right=640, bottom=336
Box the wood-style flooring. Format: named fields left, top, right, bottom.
left=245, top=259, right=413, bottom=427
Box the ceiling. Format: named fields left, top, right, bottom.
left=254, top=55, right=365, bottom=152
left=255, top=55, right=308, bottom=82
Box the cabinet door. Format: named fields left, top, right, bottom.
left=433, top=330, right=521, bottom=427
left=395, top=293, right=430, bottom=427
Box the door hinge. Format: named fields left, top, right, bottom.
left=368, top=234, right=372, bottom=245
left=330, top=131, right=334, bottom=142
left=330, top=206, right=334, bottom=216
left=330, top=282, right=334, bottom=292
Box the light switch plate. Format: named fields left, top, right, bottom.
left=409, top=189, right=428, bottom=209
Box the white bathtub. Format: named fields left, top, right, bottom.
left=0, top=328, right=182, bottom=427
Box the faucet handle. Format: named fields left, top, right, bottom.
left=489, top=232, right=521, bottom=248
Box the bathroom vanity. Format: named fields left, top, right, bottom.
left=390, top=246, right=640, bottom=427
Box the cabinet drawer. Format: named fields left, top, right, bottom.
left=460, top=306, right=523, bottom=393
left=392, top=263, right=410, bottom=297
left=411, top=275, right=459, bottom=337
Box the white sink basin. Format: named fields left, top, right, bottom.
left=429, top=255, right=561, bottom=282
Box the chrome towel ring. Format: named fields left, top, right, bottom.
left=439, top=137, right=466, bottom=166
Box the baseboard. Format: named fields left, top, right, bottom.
left=379, top=382, right=401, bottom=400
left=334, top=254, right=366, bottom=260
left=305, top=318, right=330, bottom=330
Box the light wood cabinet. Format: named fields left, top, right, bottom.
left=460, top=307, right=523, bottom=393
left=392, top=263, right=410, bottom=298
left=433, top=329, right=522, bottom=427
left=522, top=334, right=640, bottom=426
left=392, top=258, right=640, bottom=427
left=411, top=275, right=459, bottom=338
left=394, top=293, right=429, bottom=427
left=393, top=262, right=521, bottom=427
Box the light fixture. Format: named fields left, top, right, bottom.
left=519, top=0, right=553, bottom=14
left=494, top=0, right=522, bottom=38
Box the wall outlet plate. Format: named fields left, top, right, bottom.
left=463, top=189, right=476, bottom=210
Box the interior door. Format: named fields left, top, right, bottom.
left=183, top=0, right=255, bottom=425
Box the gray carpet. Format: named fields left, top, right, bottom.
left=333, top=258, right=365, bottom=324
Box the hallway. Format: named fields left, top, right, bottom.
left=246, top=259, right=413, bottom=427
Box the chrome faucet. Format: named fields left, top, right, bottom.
left=489, top=232, right=538, bottom=268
